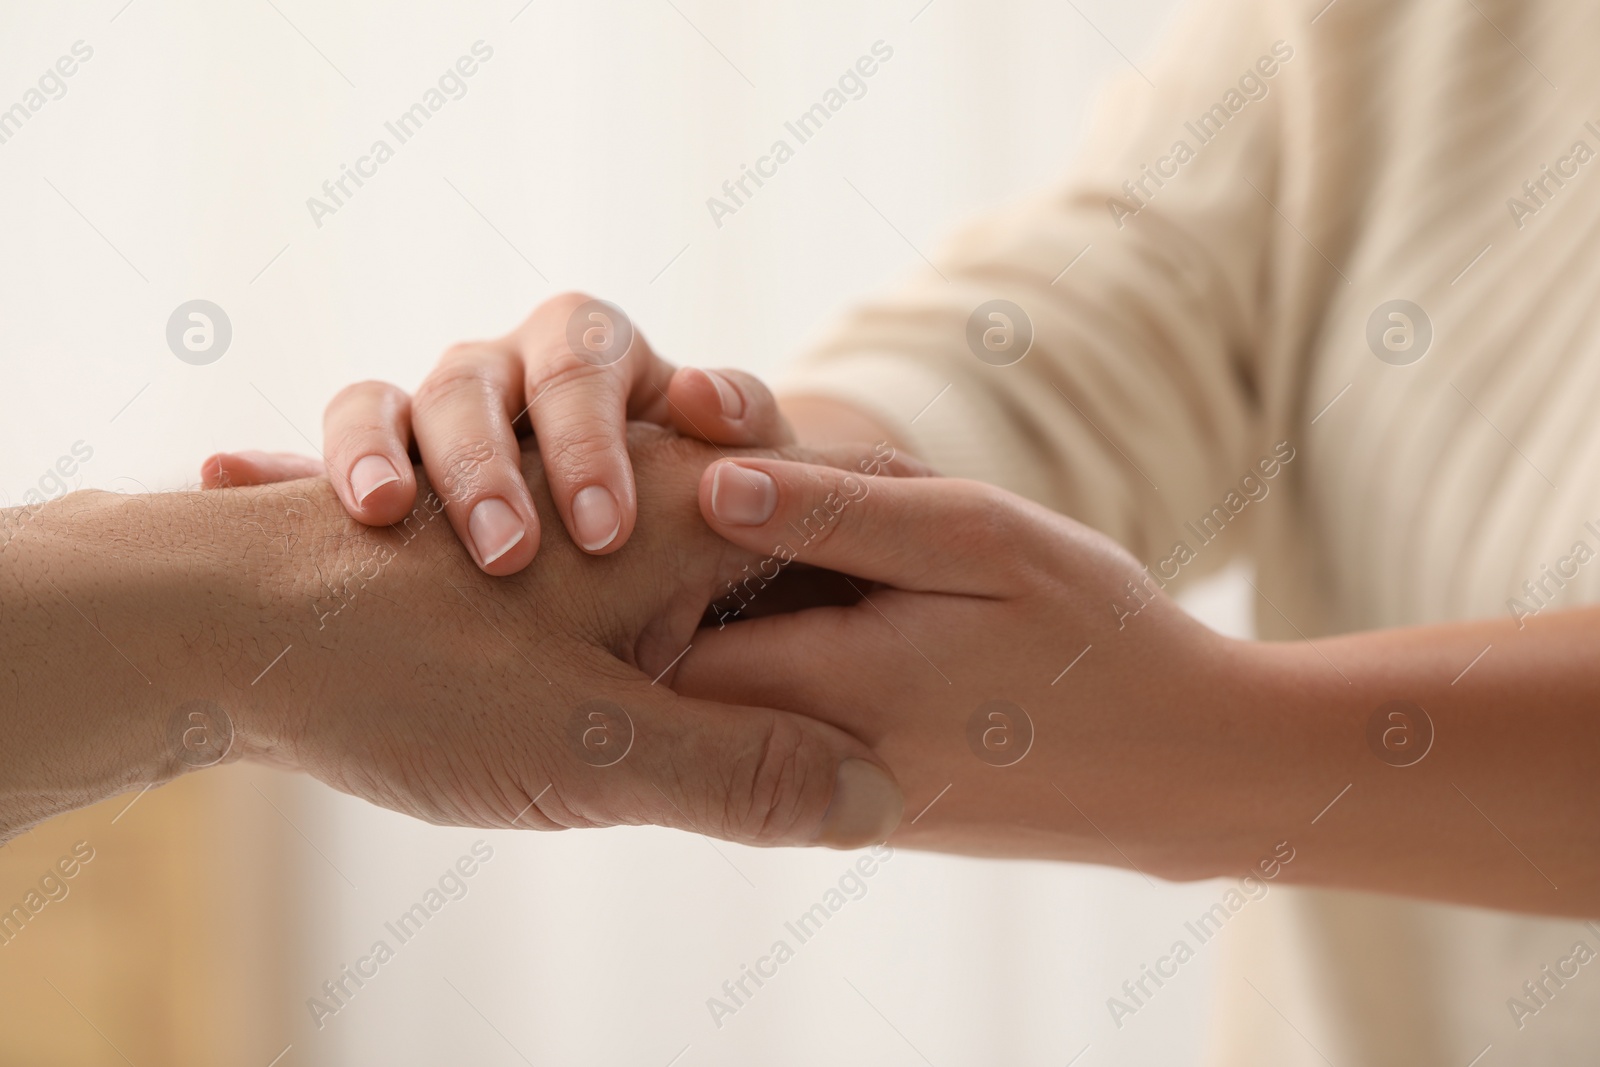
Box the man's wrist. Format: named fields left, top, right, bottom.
left=0, top=482, right=344, bottom=836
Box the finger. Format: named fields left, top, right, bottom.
left=698, top=458, right=1034, bottom=595
left=517, top=293, right=677, bottom=555
left=665, top=367, right=797, bottom=448
left=674, top=607, right=879, bottom=723
left=322, top=380, right=419, bottom=526
left=200, top=451, right=322, bottom=488
left=411, top=342, right=541, bottom=575
left=550, top=687, right=902, bottom=849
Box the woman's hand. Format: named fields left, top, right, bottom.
left=203, top=292, right=799, bottom=575
left=672, top=458, right=1600, bottom=916
left=671, top=456, right=1264, bottom=878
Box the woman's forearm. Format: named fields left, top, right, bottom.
left=1232, top=607, right=1599, bottom=916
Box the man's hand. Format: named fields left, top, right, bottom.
left=0, top=428, right=903, bottom=849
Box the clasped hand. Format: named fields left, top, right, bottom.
left=212, top=294, right=1237, bottom=876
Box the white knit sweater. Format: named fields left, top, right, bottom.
left=786, top=0, right=1600, bottom=1061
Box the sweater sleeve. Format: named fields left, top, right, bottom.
left=782, top=0, right=1298, bottom=574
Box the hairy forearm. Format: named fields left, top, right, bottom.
left=0, top=485, right=315, bottom=837
left=0, top=472, right=490, bottom=836
left=1226, top=608, right=1600, bottom=916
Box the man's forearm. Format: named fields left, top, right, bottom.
left=0, top=472, right=497, bottom=837
left=0, top=485, right=308, bottom=837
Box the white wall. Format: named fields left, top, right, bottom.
left=0, top=1, right=1262, bottom=1063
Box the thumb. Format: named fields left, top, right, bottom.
left=698, top=458, right=1033, bottom=595
left=561, top=689, right=902, bottom=849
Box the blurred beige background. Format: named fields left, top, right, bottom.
left=0, top=1, right=1261, bottom=1063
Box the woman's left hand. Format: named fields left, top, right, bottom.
left=672, top=456, right=1267, bottom=878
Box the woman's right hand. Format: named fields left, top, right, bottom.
left=204, top=291, right=799, bottom=574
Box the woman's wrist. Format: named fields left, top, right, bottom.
left=1150, top=632, right=1351, bottom=881
left=1192, top=611, right=1597, bottom=915
left=779, top=393, right=909, bottom=454
left=1088, top=626, right=1309, bottom=884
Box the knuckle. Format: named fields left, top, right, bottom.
left=522, top=291, right=604, bottom=343
left=413, top=362, right=494, bottom=411
left=326, top=414, right=402, bottom=460
left=432, top=437, right=503, bottom=501
left=526, top=345, right=610, bottom=398
left=960, top=479, right=1020, bottom=528
left=333, top=417, right=397, bottom=444
left=943, top=481, right=1017, bottom=548
left=949, top=481, right=1049, bottom=587
left=789, top=469, right=868, bottom=550
left=535, top=290, right=600, bottom=319
left=517, top=778, right=600, bottom=832
left=723, top=715, right=827, bottom=844
left=328, top=378, right=404, bottom=411
left=437, top=340, right=499, bottom=371
left=542, top=425, right=619, bottom=483
left=793, top=499, right=845, bottom=556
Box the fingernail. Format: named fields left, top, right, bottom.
left=200, top=454, right=228, bottom=487
left=705, top=370, right=745, bottom=419
left=815, top=759, right=903, bottom=848
left=468, top=498, right=526, bottom=565
left=710, top=463, right=776, bottom=526
left=572, top=484, right=622, bottom=551
left=349, top=454, right=401, bottom=505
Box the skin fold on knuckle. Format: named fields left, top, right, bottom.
left=508, top=767, right=600, bottom=832
left=430, top=438, right=502, bottom=505
left=775, top=466, right=869, bottom=558
left=412, top=361, right=502, bottom=419
left=329, top=418, right=407, bottom=474
left=541, top=426, right=622, bottom=491
left=948, top=481, right=1021, bottom=546
left=525, top=341, right=616, bottom=400
left=722, top=714, right=829, bottom=845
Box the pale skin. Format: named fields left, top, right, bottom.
left=205, top=291, right=1600, bottom=918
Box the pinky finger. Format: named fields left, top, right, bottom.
left=200, top=451, right=323, bottom=489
